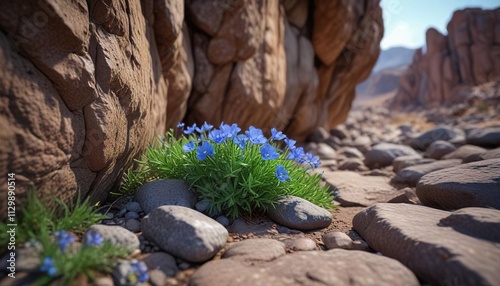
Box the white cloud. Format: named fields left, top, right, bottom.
left=381, top=22, right=423, bottom=50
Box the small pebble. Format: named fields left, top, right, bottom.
left=116, top=208, right=127, bottom=217
left=125, top=211, right=140, bottom=219
left=105, top=212, right=115, bottom=219
left=195, top=199, right=211, bottom=213
left=102, top=219, right=116, bottom=225
left=125, top=219, right=141, bottom=233
left=125, top=201, right=142, bottom=213
left=216, top=216, right=230, bottom=227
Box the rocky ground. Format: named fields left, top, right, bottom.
left=2, top=99, right=500, bottom=286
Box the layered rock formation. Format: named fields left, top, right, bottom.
left=0, top=0, right=382, bottom=217
left=391, top=8, right=500, bottom=108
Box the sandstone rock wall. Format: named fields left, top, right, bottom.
left=391, top=8, right=500, bottom=108
left=0, top=0, right=382, bottom=216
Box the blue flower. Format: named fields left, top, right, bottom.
left=40, top=257, right=57, bottom=277
left=275, top=165, right=290, bottom=182
left=260, top=144, right=279, bottom=160
left=196, top=121, right=214, bottom=133
left=287, top=147, right=306, bottom=163
left=54, top=230, right=74, bottom=252
left=131, top=261, right=149, bottom=283
left=85, top=230, right=104, bottom=247
left=184, top=123, right=197, bottom=135
left=208, top=129, right=227, bottom=144
left=245, top=126, right=267, bottom=145
left=197, top=141, right=215, bottom=160
left=271, top=128, right=286, bottom=141
left=233, top=134, right=248, bottom=149
left=177, top=122, right=185, bottom=128
left=220, top=123, right=241, bottom=138
left=284, top=138, right=296, bottom=150
left=183, top=141, right=196, bottom=152
left=304, top=152, right=321, bottom=169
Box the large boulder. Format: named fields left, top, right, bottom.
left=190, top=248, right=419, bottom=286
left=0, top=0, right=383, bottom=218
left=353, top=203, right=500, bottom=285
left=416, top=159, right=500, bottom=210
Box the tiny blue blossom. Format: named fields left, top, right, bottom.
left=208, top=129, right=227, bottom=144
left=271, top=128, right=286, bottom=141
left=220, top=123, right=241, bottom=138
left=275, top=165, right=290, bottom=182
left=284, top=138, right=296, bottom=150
left=245, top=126, right=267, bottom=145
left=260, top=144, right=279, bottom=160
left=196, top=121, right=214, bottom=133
left=184, top=123, right=197, bottom=135
left=197, top=141, right=215, bottom=160
left=304, top=152, right=321, bottom=169
left=177, top=122, right=185, bottom=128
left=85, top=230, right=104, bottom=247
left=54, top=230, right=74, bottom=252
left=183, top=141, right=196, bottom=152
left=40, top=257, right=57, bottom=277
left=131, top=261, right=149, bottom=283
left=233, top=134, right=248, bottom=149
left=287, top=147, right=306, bottom=163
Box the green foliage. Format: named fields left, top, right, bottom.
left=122, top=124, right=334, bottom=218
left=0, top=191, right=128, bottom=285
left=0, top=191, right=106, bottom=249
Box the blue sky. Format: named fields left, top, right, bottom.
left=381, top=0, right=499, bottom=50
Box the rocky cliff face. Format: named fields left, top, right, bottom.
left=0, top=0, right=382, bottom=215
left=391, top=8, right=500, bottom=109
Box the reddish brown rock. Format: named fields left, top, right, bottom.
left=0, top=0, right=171, bottom=216
left=391, top=8, right=500, bottom=109
left=0, top=0, right=383, bottom=218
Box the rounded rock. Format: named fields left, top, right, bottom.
left=125, top=201, right=142, bottom=213
left=87, top=224, right=139, bottom=253
left=135, top=180, right=197, bottom=214
left=125, top=219, right=141, bottom=233
left=141, top=205, right=228, bottom=262
left=322, top=231, right=353, bottom=250
left=267, top=196, right=332, bottom=230
left=216, top=215, right=230, bottom=227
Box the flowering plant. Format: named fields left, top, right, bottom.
left=123, top=122, right=333, bottom=218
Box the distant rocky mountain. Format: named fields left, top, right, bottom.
left=371, top=47, right=416, bottom=74
left=391, top=8, right=500, bottom=109
left=356, top=47, right=415, bottom=100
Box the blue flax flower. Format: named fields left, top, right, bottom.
left=220, top=123, right=241, bottom=138
left=233, top=134, right=248, bottom=149
left=245, top=126, right=267, bottom=145
left=287, top=147, right=306, bottom=163
left=177, top=122, right=185, bottom=128
left=184, top=123, right=197, bottom=135
left=304, top=152, right=321, bottom=169
left=260, top=144, right=279, bottom=160
left=40, top=257, right=57, bottom=277
left=85, top=230, right=104, bottom=247
left=196, top=121, right=214, bottom=133
left=284, top=138, right=296, bottom=150
left=54, top=230, right=74, bottom=252
left=197, top=141, right=215, bottom=160
left=183, top=141, right=196, bottom=152
left=271, top=128, right=286, bottom=141
left=208, top=129, right=227, bottom=144
left=275, top=165, right=290, bottom=182
left=131, top=261, right=149, bottom=283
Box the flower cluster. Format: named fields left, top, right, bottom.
left=40, top=230, right=105, bottom=277
left=129, top=260, right=149, bottom=284
left=179, top=122, right=321, bottom=182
